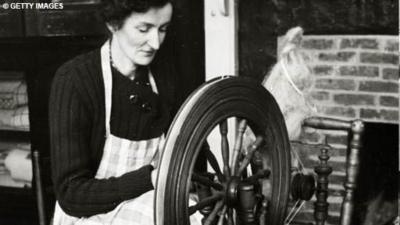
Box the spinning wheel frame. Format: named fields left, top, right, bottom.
left=155, top=76, right=292, bottom=225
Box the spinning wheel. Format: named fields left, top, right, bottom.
left=30, top=77, right=362, bottom=225
left=155, top=76, right=292, bottom=225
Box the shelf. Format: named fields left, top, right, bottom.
left=0, top=129, right=30, bottom=142
left=0, top=173, right=31, bottom=189
left=0, top=186, right=36, bottom=216
left=0, top=126, right=29, bottom=132
left=0, top=2, right=106, bottom=38
left=0, top=35, right=105, bottom=46
left=25, top=3, right=107, bottom=37
left=0, top=71, right=25, bottom=80
left=0, top=9, right=24, bottom=38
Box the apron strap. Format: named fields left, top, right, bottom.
left=100, top=40, right=113, bottom=137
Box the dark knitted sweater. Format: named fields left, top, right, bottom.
left=49, top=49, right=178, bottom=217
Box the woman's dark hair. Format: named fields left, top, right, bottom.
left=100, top=0, right=172, bottom=29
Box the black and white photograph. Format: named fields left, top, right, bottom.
left=0, top=0, right=398, bottom=225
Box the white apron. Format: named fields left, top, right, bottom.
left=52, top=40, right=202, bottom=225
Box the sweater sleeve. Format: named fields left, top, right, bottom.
left=49, top=67, right=154, bottom=218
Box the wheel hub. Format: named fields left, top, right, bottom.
left=225, top=176, right=258, bottom=224
left=226, top=176, right=241, bottom=206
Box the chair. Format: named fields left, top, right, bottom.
left=303, top=116, right=365, bottom=225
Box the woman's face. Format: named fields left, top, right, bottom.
left=111, top=3, right=173, bottom=66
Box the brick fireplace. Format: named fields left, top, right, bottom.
left=291, top=35, right=399, bottom=225
left=303, top=36, right=398, bottom=122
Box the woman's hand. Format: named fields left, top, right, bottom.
left=151, top=169, right=158, bottom=187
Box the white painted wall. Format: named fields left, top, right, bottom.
left=204, top=0, right=238, bottom=80
left=204, top=0, right=239, bottom=169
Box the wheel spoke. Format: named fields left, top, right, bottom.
left=227, top=208, right=234, bottom=225
left=203, top=200, right=225, bottom=225
left=192, top=173, right=223, bottom=191
left=237, top=136, right=264, bottom=175
left=259, top=199, right=268, bottom=225
left=219, top=120, right=231, bottom=178
left=230, top=119, right=248, bottom=175
left=204, top=145, right=225, bottom=182
left=250, top=151, right=264, bottom=176
left=217, top=206, right=227, bottom=225
left=189, top=193, right=224, bottom=215
left=243, top=169, right=270, bottom=184
left=192, top=173, right=224, bottom=191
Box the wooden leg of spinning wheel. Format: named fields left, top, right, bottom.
left=238, top=182, right=257, bottom=225
left=314, top=144, right=332, bottom=225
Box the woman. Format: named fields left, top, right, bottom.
left=49, top=0, right=181, bottom=224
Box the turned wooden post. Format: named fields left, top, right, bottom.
left=314, top=143, right=332, bottom=225
left=340, top=120, right=364, bottom=225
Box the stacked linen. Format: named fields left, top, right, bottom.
left=0, top=80, right=28, bottom=109
left=0, top=151, right=6, bottom=175
left=0, top=106, right=30, bottom=130
left=0, top=75, right=31, bottom=188
left=0, top=79, right=29, bottom=130
left=0, top=144, right=32, bottom=188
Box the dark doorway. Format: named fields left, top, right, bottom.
left=354, top=122, right=398, bottom=225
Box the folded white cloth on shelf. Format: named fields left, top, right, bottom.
left=0, top=105, right=29, bottom=130
left=4, top=149, right=32, bottom=182
left=0, top=151, right=7, bottom=174
left=0, top=81, right=28, bottom=109
left=0, top=79, right=24, bottom=92
left=0, top=171, right=31, bottom=188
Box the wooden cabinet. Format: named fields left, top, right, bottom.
left=25, top=3, right=106, bottom=36
left=0, top=1, right=205, bottom=224
left=0, top=4, right=105, bottom=224
left=0, top=128, right=36, bottom=225
left=0, top=1, right=106, bottom=38
left=0, top=55, right=36, bottom=223
left=0, top=1, right=24, bottom=37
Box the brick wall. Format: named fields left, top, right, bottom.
left=303, top=36, right=399, bottom=122
left=290, top=35, right=399, bottom=225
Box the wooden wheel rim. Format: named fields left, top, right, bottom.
left=155, top=76, right=291, bottom=225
